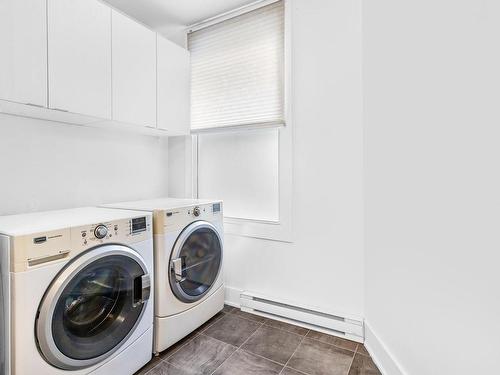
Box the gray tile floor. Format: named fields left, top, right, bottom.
left=136, top=305, right=381, bottom=375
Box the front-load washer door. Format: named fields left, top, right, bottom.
left=36, top=244, right=151, bottom=370
left=170, top=221, right=222, bottom=303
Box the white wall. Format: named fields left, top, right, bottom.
left=168, top=136, right=190, bottom=198
left=169, top=0, right=364, bottom=317
left=0, top=114, right=169, bottom=215
left=363, top=1, right=500, bottom=374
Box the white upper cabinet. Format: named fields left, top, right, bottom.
left=112, top=10, right=157, bottom=127
left=157, top=35, right=190, bottom=135
left=0, top=0, right=47, bottom=106
left=47, top=0, right=112, bottom=119
left=0, top=0, right=188, bottom=135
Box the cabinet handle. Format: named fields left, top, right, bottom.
left=50, top=107, right=69, bottom=113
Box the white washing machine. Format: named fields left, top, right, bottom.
left=102, top=198, right=224, bottom=353
left=0, top=207, right=154, bottom=375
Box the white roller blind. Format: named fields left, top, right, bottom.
left=188, top=1, right=284, bottom=131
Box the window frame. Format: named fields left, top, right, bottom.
left=185, top=0, right=293, bottom=242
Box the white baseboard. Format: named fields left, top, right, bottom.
left=364, top=321, right=407, bottom=375
left=224, top=286, right=243, bottom=307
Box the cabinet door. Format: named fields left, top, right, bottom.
left=48, top=0, right=111, bottom=118
left=0, top=0, right=47, bottom=106
left=112, top=10, right=156, bottom=127
left=157, top=35, right=190, bottom=134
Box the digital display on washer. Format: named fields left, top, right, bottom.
left=213, top=203, right=221, bottom=213
left=131, top=217, right=147, bottom=234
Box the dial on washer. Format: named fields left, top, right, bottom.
left=94, top=224, right=108, bottom=239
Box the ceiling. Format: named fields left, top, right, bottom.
left=104, top=0, right=256, bottom=40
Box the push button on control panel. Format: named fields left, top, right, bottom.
left=94, top=224, right=108, bottom=239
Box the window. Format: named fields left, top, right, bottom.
left=188, top=0, right=291, bottom=242
left=198, top=128, right=280, bottom=221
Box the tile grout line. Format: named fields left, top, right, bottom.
left=163, top=330, right=238, bottom=371
left=303, top=332, right=359, bottom=354
left=161, top=311, right=228, bottom=365
left=278, top=331, right=308, bottom=375
left=231, top=309, right=311, bottom=338
left=198, top=312, right=227, bottom=333
left=210, top=323, right=307, bottom=369
left=264, top=322, right=309, bottom=338
left=142, top=331, right=202, bottom=373
left=160, top=332, right=201, bottom=364
left=282, top=365, right=311, bottom=375
left=142, top=359, right=161, bottom=375
left=208, top=319, right=267, bottom=375
left=198, top=331, right=239, bottom=350
left=346, top=351, right=357, bottom=375
left=229, top=310, right=268, bottom=324
left=239, top=347, right=288, bottom=367
left=237, top=320, right=267, bottom=349
left=160, top=310, right=247, bottom=370
left=355, top=344, right=371, bottom=358
left=282, top=336, right=358, bottom=375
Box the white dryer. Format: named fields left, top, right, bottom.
left=102, top=198, right=224, bottom=353
left=0, top=207, right=154, bottom=375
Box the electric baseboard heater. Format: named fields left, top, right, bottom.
left=240, top=292, right=364, bottom=343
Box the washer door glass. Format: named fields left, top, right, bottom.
left=36, top=246, right=150, bottom=370
left=170, top=222, right=222, bottom=303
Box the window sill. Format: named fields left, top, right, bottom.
left=191, top=120, right=285, bottom=134
left=223, top=216, right=293, bottom=243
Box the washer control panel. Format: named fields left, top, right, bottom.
left=76, top=216, right=152, bottom=248
left=11, top=215, right=152, bottom=272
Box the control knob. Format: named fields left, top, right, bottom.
left=94, top=225, right=108, bottom=239
left=193, top=206, right=201, bottom=217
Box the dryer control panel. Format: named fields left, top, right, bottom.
left=153, top=202, right=223, bottom=234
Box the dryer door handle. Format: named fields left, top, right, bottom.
left=171, top=258, right=186, bottom=283
left=133, top=274, right=151, bottom=306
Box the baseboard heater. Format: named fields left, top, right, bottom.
left=240, top=292, right=364, bottom=343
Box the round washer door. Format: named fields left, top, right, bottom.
left=36, top=244, right=151, bottom=370
left=169, top=221, right=222, bottom=303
